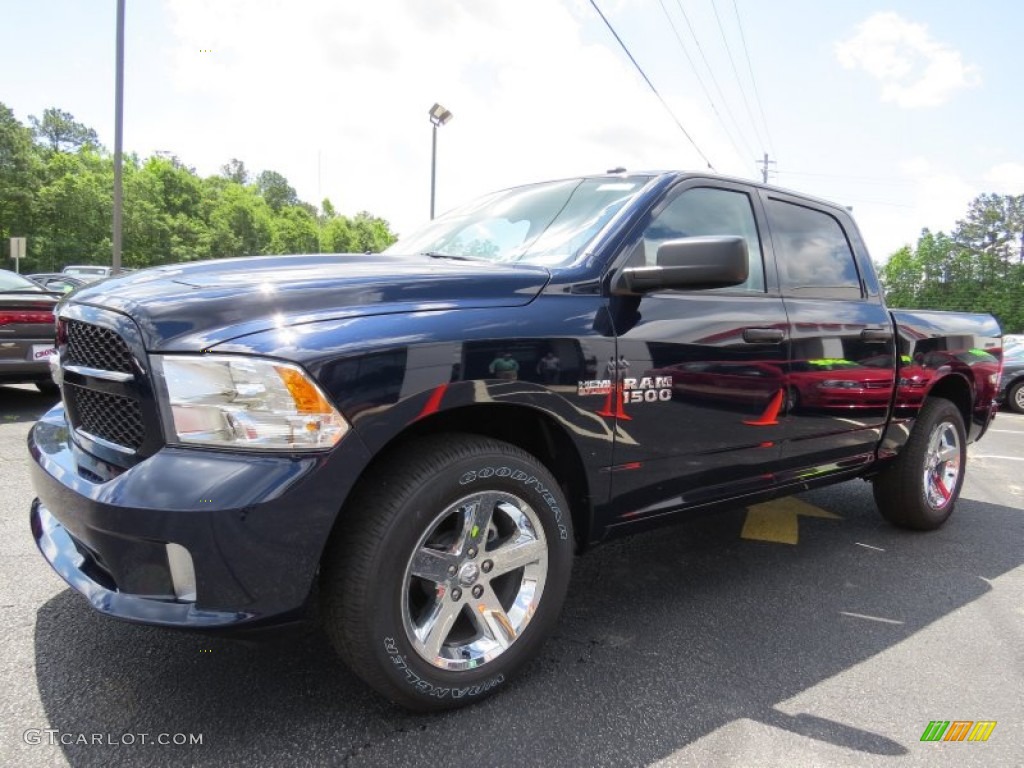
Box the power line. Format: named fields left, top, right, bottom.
left=589, top=0, right=716, bottom=170
left=778, top=170, right=918, bottom=185
left=731, top=0, right=775, bottom=157
left=710, top=0, right=765, bottom=153
left=656, top=0, right=751, bottom=163
left=672, top=0, right=754, bottom=167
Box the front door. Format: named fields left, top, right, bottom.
left=603, top=180, right=791, bottom=528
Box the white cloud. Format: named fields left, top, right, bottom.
left=983, top=162, right=1024, bottom=193
left=856, top=157, right=1023, bottom=261
left=834, top=12, right=980, bottom=108
left=157, top=0, right=740, bottom=238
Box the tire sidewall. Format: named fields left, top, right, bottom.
left=1009, top=381, right=1024, bottom=414
left=361, top=449, right=573, bottom=709
left=913, top=401, right=967, bottom=524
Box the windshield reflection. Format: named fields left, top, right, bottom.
left=386, top=176, right=652, bottom=267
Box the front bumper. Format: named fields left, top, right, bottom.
left=28, top=403, right=372, bottom=630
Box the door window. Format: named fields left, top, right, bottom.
left=641, top=187, right=766, bottom=292
left=768, top=199, right=862, bottom=299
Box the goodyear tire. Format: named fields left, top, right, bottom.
left=872, top=398, right=967, bottom=531
left=320, top=433, right=574, bottom=711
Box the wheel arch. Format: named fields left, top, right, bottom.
left=923, top=371, right=973, bottom=429
left=335, top=401, right=595, bottom=555
left=878, top=370, right=974, bottom=462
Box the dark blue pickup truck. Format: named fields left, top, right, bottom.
left=28, top=171, right=1002, bottom=711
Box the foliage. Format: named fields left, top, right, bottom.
left=256, top=170, right=298, bottom=211
left=0, top=103, right=398, bottom=273
left=0, top=103, right=40, bottom=252
left=29, top=108, right=100, bottom=153
left=879, top=193, right=1024, bottom=334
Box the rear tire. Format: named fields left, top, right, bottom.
left=320, top=433, right=574, bottom=711
left=873, top=398, right=966, bottom=530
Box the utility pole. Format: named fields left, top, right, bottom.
left=112, top=0, right=125, bottom=274
left=757, top=152, right=775, bottom=184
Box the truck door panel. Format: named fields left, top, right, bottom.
left=764, top=194, right=896, bottom=476
left=605, top=182, right=790, bottom=525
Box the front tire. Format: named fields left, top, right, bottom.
left=873, top=398, right=966, bottom=530
left=320, top=434, right=574, bottom=711
left=35, top=380, right=60, bottom=397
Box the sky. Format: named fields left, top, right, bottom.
left=2, top=0, right=1023, bottom=261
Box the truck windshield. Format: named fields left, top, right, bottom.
left=387, top=176, right=652, bottom=267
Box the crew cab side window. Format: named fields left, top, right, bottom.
left=767, top=199, right=862, bottom=299
left=642, top=186, right=766, bottom=292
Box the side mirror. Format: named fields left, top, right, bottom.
left=613, top=236, right=749, bottom=294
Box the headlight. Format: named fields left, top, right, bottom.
left=153, top=355, right=349, bottom=450
left=818, top=379, right=859, bottom=389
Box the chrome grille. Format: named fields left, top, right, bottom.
left=65, top=319, right=134, bottom=374
left=67, top=383, right=145, bottom=451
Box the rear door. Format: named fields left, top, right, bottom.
left=604, top=179, right=791, bottom=526
left=762, top=192, right=896, bottom=478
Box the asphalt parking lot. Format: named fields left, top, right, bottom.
left=1, top=383, right=1021, bottom=767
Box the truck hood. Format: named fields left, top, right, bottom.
left=66, top=253, right=551, bottom=351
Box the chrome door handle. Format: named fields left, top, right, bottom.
left=742, top=328, right=785, bottom=343
left=860, top=327, right=893, bottom=342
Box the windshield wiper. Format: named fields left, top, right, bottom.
left=422, top=252, right=488, bottom=262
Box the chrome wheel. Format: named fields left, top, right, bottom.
left=923, top=420, right=960, bottom=509
left=401, top=491, right=548, bottom=671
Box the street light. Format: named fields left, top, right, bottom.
left=112, top=0, right=125, bottom=274
left=429, top=103, right=453, bottom=219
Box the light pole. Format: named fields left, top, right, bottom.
left=112, top=0, right=125, bottom=274
left=428, top=103, right=453, bottom=219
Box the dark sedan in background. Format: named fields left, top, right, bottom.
left=0, top=270, right=59, bottom=395
left=997, top=344, right=1024, bottom=413
left=27, top=273, right=86, bottom=294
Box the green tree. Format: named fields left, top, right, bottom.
left=877, top=245, right=918, bottom=307
left=203, top=179, right=273, bottom=257
left=953, top=193, right=1024, bottom=266
left=320, top=215, right=355, bottom=253
left=0, top=108, right=399, bottom=271
left=255, top=170, right=297, bottom=212
left=0, top=102, right=41, bottom=261
left=220, top=158, right=249, bottom=185
left=349, top=211, right=398, bottom=253
left=880, top=195, right=1024, bottom=333
left=33, top=148, right=112, bottom=270
left=29, top=108, right=99, bottom=153
left=271, top=205, right=319, bottom=254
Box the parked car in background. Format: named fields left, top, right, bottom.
left=0, top=269, right=59, bottom=395
left=997, top=344, right=1024, bottom=413
left=61, top=265, right=114, bottom=282
left=27, top=273, right=86, bottom=294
